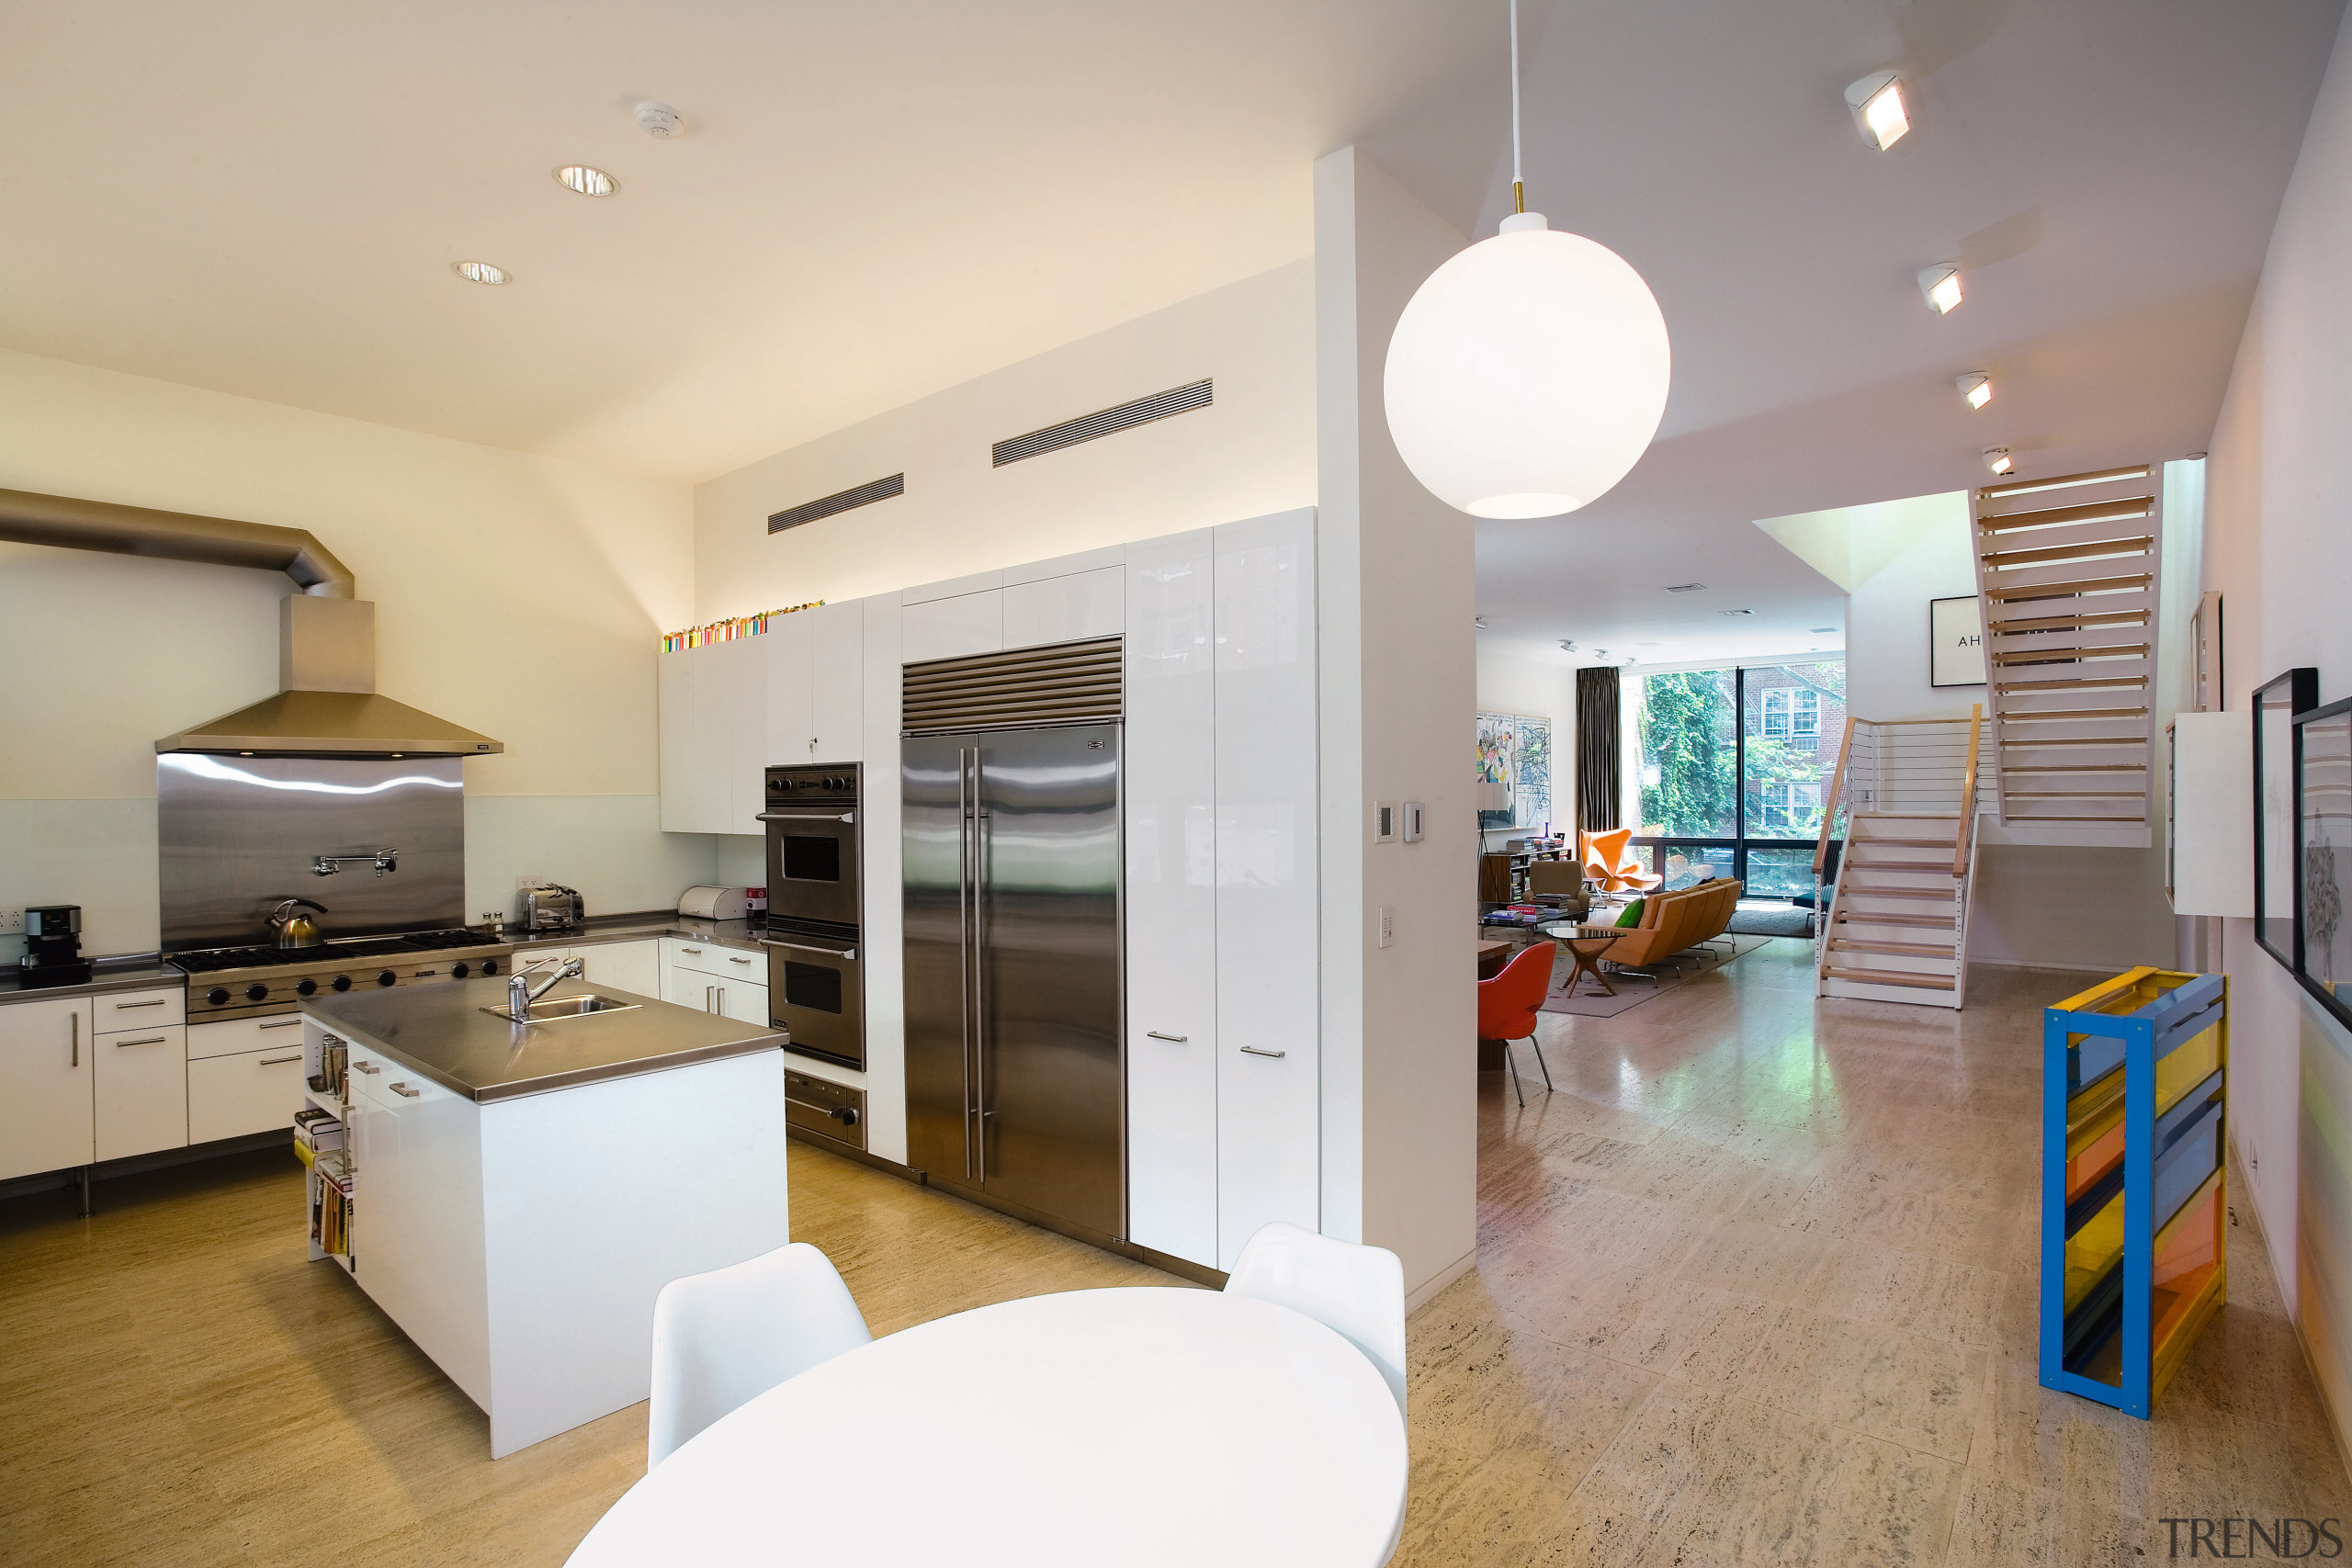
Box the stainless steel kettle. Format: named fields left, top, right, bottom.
left=269, top=897, right=328, bottom=949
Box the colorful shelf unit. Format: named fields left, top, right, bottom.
left=2040, top=966, right=2228, bottom=1417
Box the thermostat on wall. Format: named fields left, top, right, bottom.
left=1373, top=801, right=1397, bottom=843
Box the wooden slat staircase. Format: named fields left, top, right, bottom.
left=1969, top=464, right=2162, bottom=849
left=1812, top=709, right=1984, bottom=1010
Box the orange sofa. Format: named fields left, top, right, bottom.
left=1580, top=879, right=1743, bottom=971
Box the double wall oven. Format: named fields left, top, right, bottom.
left=760, top=764, right=864, bottom=1070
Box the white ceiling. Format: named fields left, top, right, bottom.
left=3, top=0, right=2343, bottom=660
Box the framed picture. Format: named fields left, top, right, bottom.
left=2254, top=667, right=2319, bottom=970
left=2297, top=697, right=2352, bottom=1028
left=1930, top=595, right=1986, bottom=687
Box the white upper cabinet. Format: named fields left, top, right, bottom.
left=1004, top=566, right=1125, bottom=650
left=1123, top=531, right=1219, bottom=1269
left=763, top=609, right=816, bottom=773
left=809, top=600, right=864, bottom=765
left=1211, top=508, right=1320, bottom=1270
left=900, top=591, right=1002, bottom=664
left=659, top=649, right=724, bottom=835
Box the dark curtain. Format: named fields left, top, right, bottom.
left=1576, top=667, right=1621, bottom=831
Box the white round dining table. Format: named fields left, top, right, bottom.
left=564, top=1285, right=1408, bottom=1568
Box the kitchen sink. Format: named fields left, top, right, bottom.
left=482, top=994, right=645, bottom=1022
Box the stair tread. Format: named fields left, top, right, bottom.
left=1823, top=965, right=1959, bottom=991
left=1837, top=913, right=1956, bottom=929
left=1831, top=939, right=1956, bottom=956
left=1848, top=859, right=1962, bottom=871
left=1841, top=883, right=1957, bottom=898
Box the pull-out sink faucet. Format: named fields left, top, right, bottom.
left=504, top=955, right=583, bottom=1021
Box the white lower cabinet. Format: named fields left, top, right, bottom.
left=574, top=939, right=662, bottom=998
left=0, top=997, right=94, bottom=1180
left=666, top=960, right=767, bottom=1024
left=188, top=1042, right=309, bottom=1145
left=95, top=1023, right=187, bottom=1162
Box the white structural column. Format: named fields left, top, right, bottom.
left=1312, top=146, right=1479, bottom=1307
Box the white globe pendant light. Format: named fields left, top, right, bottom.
left=1384, top=1, right=1670, bottom=520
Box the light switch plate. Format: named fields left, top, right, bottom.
left=1400, top=801, right=1426, bottom=843
left=1376, top=907, right=1395, bottom=948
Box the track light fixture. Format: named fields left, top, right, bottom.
left=1956, top=373, right=1991, bottom=410
left=1844, top=73, right=1910, bottom=150
left=1918, top=264, right=1963, bottom=315
left=1984, top=447, right=2014, bottom=476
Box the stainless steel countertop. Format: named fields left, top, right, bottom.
left=499, top=913, right=768, bottom=956
left=0, top=956, right=186, bottom=1006
left=302, top=976, right=784, bottom=1103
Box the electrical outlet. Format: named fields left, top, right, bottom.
left=0, top=908, right=21, bottom=935
left=514, top=875, right=544, bottom=892
left=1377, top=907, right=1395, bottom=949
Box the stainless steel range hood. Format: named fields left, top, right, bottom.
left=156, top=597, right=503, bottom=757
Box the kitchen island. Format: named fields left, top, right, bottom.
left=301, top=976, right=789, bottom=1458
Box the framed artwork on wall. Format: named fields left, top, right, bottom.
left=2296, top=697, right=2352, bottom=1028
left=2254, top=666, right=2319, bottom=970
left=1929, top=595, right=1986, bottom=687
left=1476, top=711, right=1554, bottom=834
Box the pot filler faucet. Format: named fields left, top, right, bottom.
left=313, top=849, right=400, bottom=877
left=504, top=954, right=583, bottom=1021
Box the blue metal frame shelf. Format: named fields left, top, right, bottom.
left=2040, top=967, right=2228, bottom=1416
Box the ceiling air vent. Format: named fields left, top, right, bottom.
left=902, top=637, right=1123, bottom=735
left=991, top=380, right=1212, bottom=468
left=769, top=473, right=905, bottom=535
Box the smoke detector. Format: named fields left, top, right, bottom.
left=635, top=101, right=684, bottom=139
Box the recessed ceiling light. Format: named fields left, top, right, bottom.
left=1918, top=264, right=1962, bottom=314
left=555, top=164, right=618, bottom=197
left=452, top=261, right=510, bottom=286
left=1844, top=72, right=1910, bottom=151
left=1956, top=372, right=1991, bottom=410
left=1984, top=446, right=2015, bottom=476
left=1664, top=581, right=1706, bottom=592
left=1719, top=608, right=1756, bottom=616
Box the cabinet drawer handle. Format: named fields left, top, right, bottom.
left=260, top=1017, right=304, bottom=1029
left=1146, top=1031, right=1188, bottom=1043
left=729, top=955, right=752, bottom=964
left=390, top=1082, right=421, bottom=1099
left=114, top=1035, right=169, bottom=1048
left=259, top=1053, right=303, bottom=1066
left=115, top=998, right=168, bottom=1010
left=681, top=946, right=704, bottom=954
left=1239, top=1045, right=1287, bottom=1059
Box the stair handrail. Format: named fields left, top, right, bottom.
left=1815, top=716, right=1858, bottom=876
left=1952, top=703, right=1983, bottom=874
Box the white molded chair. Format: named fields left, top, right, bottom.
left=647, top=1242, right=872, bottom=1468
left=1224, top=1222, right=1408, bottom=1415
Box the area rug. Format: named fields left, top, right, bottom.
left=1538, top=932, right=1779, bottom=1018
left=1727, top=900, right=1816, bottom=938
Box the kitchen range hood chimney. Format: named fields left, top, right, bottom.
left=0, top=486, right=500, bottom=758
left=155, top=597, right=503, bottom=758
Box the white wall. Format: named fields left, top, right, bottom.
left=693, top=261, right=1314, bottom=619
left=1315, top=146, right=1479, bottom=1307
left=1838, top=491, right=2175, bottom=972
left=1476, top=648, right=1577, bottom=834
left=0, top=349, right=707, bottom=959
left=2202, top=4, right=2352, bottom=1436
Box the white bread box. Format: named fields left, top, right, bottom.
left=677, top=886, right=751, bottom=920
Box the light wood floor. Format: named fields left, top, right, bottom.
left=1, top=939, right=2342, bottom=1566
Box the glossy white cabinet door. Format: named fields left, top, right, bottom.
left=1003, top=565, right=1125, bottom=650
left=809, top=599, right=865, bottom=764
left=763, top=608, right=816, bottom=773
left=1212, top=508, right=1320, bottom=1271
left=1122, top=530, right=1220, bottom=1269
left=575, top=940, right=662, bottom=998
left=95, top=1023, right=187, bottom=1161
left=899, top=590, right=1002, bottom=664
left=716, top=980, right=770, bottom=1026
left=713, top=638, right=769, bottom=835
left=659, top=650, right=723, bottom=833
left=350, top=1052, right=493, bottom=1407
left=187, top=1043, right=309, bottom=1144
left=0, top=998, right=94, bottom=1179
left=187, top=1013, right=310, bottom=1060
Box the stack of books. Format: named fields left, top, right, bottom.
left=311, top=1154, right=353, bottom=1256
left=293, top=1107, right=343, bottom=1168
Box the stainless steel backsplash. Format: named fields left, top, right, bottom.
left=157, top=754, right=465, bottom=951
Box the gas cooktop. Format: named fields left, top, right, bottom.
left=170, top=928, right=516, bottom=1021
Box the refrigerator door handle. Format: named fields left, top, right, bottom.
left=973, top=752, right=991, bottom=1186
left=959, top=745, right=978, bottom=1182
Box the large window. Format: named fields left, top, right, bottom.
left=1630, top=661, right=1846, bottom=894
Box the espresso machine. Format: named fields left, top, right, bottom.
left=20, top=904, right=91, bottom=988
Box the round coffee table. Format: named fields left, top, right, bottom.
left=1542, top=922, right=1623, bottom=997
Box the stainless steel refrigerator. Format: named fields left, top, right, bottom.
left=902, top=724, right=1123, bottom=1238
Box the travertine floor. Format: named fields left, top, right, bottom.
left=1, top=939, right=2342, bottom=1566
left=1398, top=938, right=2348, bottom=1566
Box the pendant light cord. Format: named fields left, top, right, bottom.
left=1510, top=0, right=1524, bottom=213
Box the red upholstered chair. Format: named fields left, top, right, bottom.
left=1476, top=939, right=1557, bottom=1107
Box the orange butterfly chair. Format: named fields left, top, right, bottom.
left=1476, top=939, right=1557, bottom=1107
left=1579, top=828, right=1661, bottom=894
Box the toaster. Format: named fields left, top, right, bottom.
left=676, top=885, right=751, bottom=920
left=522, top=886, right=583, bottom=931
